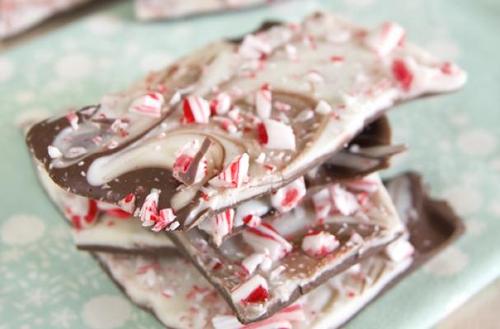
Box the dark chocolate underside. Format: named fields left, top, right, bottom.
left=90, top=172, right=464, bottom=329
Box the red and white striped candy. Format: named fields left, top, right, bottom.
left=152, top=208, right=177, bottom=232
left=209, top=153, right=249, bottom=188
left=129, top=92, right=165, bottom=118
left=392, top=58, right=414, bottom=92
left=301, top=231, right=339, bottom=258
left=172, top=140, right=208, bottom=185
left=138, top=189, right=160, bottom=227
left=243, top=223, right=292, bottom=261
left=242, top=214, right=262, bottom=228
left=212, top=116, right=238, bottom=134
left=182, top=95, right=211, bottom=124
left=330, top=184, right=360, bottom=216
left=118, top=193, right=136, bottom=214
left=257, top=119, right=296, bottom=151
left=63, top=197, right=98, bottom=230
left=255, top=84, right=272, bottom=119
left=239, top=34, right=272, bottom=59
left=231, top=274, right=269, bottom=305
left=210, top=208, right=235, bottom=246
left=312, top=188, right=331, bottom=222
left=271, top=177, right=306, bottom=213
left=385, top=239, right=414, bottom=262
left=210, top=92, right=232, bottom=115
left=365, top=22, right=405, bottom=57
left=97, top=200, right=131, bottom=219
left=66, top=112, right=79, bottom=130
left=234, top=199, right=270, bottom=227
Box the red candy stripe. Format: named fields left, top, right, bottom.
left=183, top=95, right=211, bottom=124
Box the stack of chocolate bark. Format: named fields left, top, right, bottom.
left=26, top=12, right=466, bottom=329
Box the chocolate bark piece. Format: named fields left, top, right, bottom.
left=169, top=173, right=405, bottom=323
left=134, top=0, right=279, bottom=21
left=0, top=0, right=92, bottom=39
left=30, top=113, right=402, bottom=253
left=25, top=12, right=467, bottom=231
left=35, top=162, right=177, bottom=254
left=91, top=172, right=464, bottom=329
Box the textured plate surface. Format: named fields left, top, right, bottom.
left=0, top=0, right=499, bottom=328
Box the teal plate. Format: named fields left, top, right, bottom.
left=1, top=0, right=499, bottom=328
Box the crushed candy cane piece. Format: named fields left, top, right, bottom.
left=258, top=119, right=296, bottom=151
left=330, top=184, right=360, bottom=216
left=118, top=193, right=136, bottom=214
left=173, top=139, right=210, bottom=185
left=138, top=189, right=160, bottom=227
left=47, top=145, right=62, bottom=159
left=314, top=100, right=333, bottom=114
left=392, top=58, right=414, bottom=91
left=183, top=95, right=211, bottom=123
left=330, top=55, right=344, bottom=63
left=365, top=22, right=405, bottom=56
left=129, top=92, right=164, bottom=118
left=209, top=153, right=249, bottom=188
left=210, top=92, right=232, bottom=115
left=242, top=252, right=272, bottom=275
left=213, top=116, right=238, bottom=134
left=243, top=223, right=292, bottom=261
left=161, top=289, right=175, bottom=298
left=255, top=84, right=272, bottom=118
left=169, top=91, right=181, bottom=105
left=64, top=198, right=98, bottom=230
left=302, top=231, right=340, bottom=258
left=234, top=199, right=269, bottom=227
left=312, top=188, right=331, bottom=222
left=239, top=34, right=272, bottom=59
left=231, top=274, right=269, bottom=304
left=243, top=214, right=262, bottom=228
left=271, top=177, right=306, bottom=213
left=152, top=208, right=177, bottom=232
left=385, top=239, right=414, bottom=262
left=211, top=208, right=235, bottom=246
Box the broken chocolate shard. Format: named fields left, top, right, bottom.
left=91, top=172, right=464, bottom=329
left=168, top=173, right=404, bottom=324
left=29, top=113, right=401, bottom=254
left=25, top=12, right=466, bottom=232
